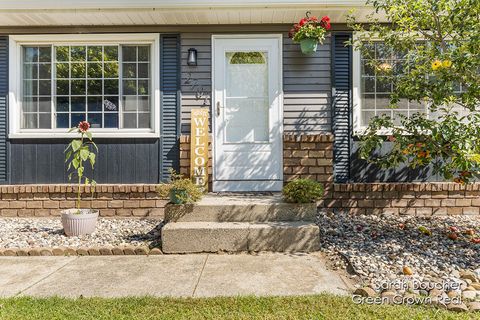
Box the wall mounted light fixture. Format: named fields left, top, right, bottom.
left=187, top=48, right=198, bottom=66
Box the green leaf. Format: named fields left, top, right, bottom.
left=77, top=166, right=84, bottom=178
left=418, top=226, right=432, bottom=236
left=65, top=150, right=72, bottom=162
left=71, top=140, right=82, bottom=152
left=89, top=153, right=96, bottom=168
left=86, top=131, right=93, bottom=140
left=80, top=148, right=90, bottom=161
left=469, top=154, right=480, bottom=163
left=72, top=158, right=80, bottom=169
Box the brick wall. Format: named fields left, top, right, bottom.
left=0, top=185, right=166, bottom=218
left=179, top=133, right=334, bottom=189
left=321, top=183, right=480, bottom=216
left=283, top=134, right=334, bottom=184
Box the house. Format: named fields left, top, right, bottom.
left=0, top=0, right=477, bottom=219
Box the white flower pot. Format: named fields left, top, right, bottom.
left=61, top=209, right=99, bottom=236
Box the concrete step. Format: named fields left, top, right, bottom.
left=164, top=194, right=316, bottom=223
left=161, top=221, right=320, bottom=254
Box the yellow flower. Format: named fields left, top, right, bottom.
left=442, top=59, right=452, bottom=68
left=377, top=62, right=392, bottom=73
left=431, top=60, right=442, bottom=70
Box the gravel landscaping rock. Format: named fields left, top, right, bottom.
left=0, top=218, right=162, bottom=249
left=318, top=210, right=480, bottom=311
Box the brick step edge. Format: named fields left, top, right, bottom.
left=0, top=246, right=162, bottom=256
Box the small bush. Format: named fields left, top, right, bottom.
left=156, top=169, right=203, bottom=204
left=282, top=179, right=324, bottom=203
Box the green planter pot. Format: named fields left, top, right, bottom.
left=299, top=38, right=318, bottom=55
left=170, top=189, right=189, bottom=204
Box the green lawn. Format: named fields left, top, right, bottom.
left=0, top=295, right=476, bottom=320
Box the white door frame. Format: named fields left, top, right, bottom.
left=211, top=34, right=283, bottom=192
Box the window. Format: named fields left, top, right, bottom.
left=22, top=47, right=52, bottom=129
left=225, top=51, right=269, bottom=143
left=10, top=34, right=159, bottom=138
left=353, top=42, right=427, bottom=131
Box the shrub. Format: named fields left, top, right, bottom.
left=348, top=0, right=480, bottom=183
left=156, top=169, right=203, bottom=204
left=282, top=179, right=324, bottom=203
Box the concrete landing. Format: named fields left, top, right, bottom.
left=164, top=194, right=316, bottom=223
left=0, top=254, right=350, bottom=298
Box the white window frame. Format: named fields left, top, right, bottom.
left=352, top=33, right=430, bottom=135
left=352, top=38, right=363, bottom=135
left=9, top=33, right=160, bottom=139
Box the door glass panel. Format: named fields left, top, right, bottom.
left=224, top=51, right=269, bottom=143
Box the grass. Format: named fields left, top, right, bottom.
left=0, top=295, right=476, bottom=320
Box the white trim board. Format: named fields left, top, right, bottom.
left=0, top=0, right=371, bottom=10
left=0, top=1, right=384, bottom=26
left=8, top=33, right=161, bottom=139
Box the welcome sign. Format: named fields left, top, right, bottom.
left=190, top=108, right=209, bottom=191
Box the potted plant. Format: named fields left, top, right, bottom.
left=288, top=12, right=331, bottom=55
left=62, top=121, right=98, bottom=236
left=157, top=169, right=203, bottom=204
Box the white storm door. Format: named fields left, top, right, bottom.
left=212, top=36, right=283, bottom=192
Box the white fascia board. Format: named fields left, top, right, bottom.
left=0, top=0, right=369, bottom=10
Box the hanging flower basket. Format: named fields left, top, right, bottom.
left=289, top=12, right=331, bottom=55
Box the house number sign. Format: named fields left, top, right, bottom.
left=190, top=108, right=209, bottom=191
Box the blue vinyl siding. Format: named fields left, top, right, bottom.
left=10, top=139, right=161, bottom=184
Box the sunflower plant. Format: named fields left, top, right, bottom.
left=65, top=121, right=98, bottom=211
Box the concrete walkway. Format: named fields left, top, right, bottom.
left=0, top=253, right=351, bottom=298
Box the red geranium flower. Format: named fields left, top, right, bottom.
left=299, top=18, right=307, bottom=26
left=78, top=121, right=90, bottom=133
left=319, top=16, right=331, bottom=30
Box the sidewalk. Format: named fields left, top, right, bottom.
left=0, top=253, right=351, bottom=298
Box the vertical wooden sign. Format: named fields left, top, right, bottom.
left=190, top=108, right=209, bottom=191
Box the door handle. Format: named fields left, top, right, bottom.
left=216, top=101, right=221, bottom=117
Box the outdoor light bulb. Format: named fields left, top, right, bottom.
left=187, top=48, right=198, bottom=66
